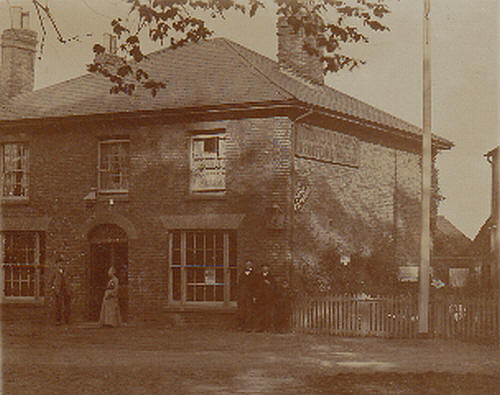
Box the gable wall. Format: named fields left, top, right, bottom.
left=292, top=119, right=423, bottom=276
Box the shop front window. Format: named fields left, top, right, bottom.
left=169, top=230, right=236, bottom=304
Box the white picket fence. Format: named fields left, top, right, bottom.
left=292, top=294, right=499, bottom=341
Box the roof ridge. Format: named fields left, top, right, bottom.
left=215, top=39, right=452, bottom=146
left=218, top=38, right=296, bottom=102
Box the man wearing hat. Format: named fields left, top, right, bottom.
left=49, top=258, right=72, bottom=325
left=237, top=260, right=257, bottom=332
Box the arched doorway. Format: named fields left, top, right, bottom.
left=88, top=224, right=128, bottom=322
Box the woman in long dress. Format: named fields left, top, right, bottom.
left=99, top=266, right=122, bottom=327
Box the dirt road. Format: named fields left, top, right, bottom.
left=2, top=322, right=500, bottom=394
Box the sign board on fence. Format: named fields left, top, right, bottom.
left=399, top=266, right=418, bottom=282
left=399, top=266, right=435, bottom=282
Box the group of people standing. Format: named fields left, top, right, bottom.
left=50, top=257, right=289, bottom=331
left=237, top=260, right=292, bottom=333
left=49, top=259, right=122, bottom=327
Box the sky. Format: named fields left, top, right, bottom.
left=0, top=0, right=498, bottom=239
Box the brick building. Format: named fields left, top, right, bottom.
left=0, top=10, right=453, bottom=323
left=473, top=147, right=500, bottom=291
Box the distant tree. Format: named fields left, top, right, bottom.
left=83, top=0, right=391, bottom=95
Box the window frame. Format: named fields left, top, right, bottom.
left=1, top=231, right=45, bottom=302
left=189, top=131, right=226, bottom=194
left=0, top=142, right=29, bottom=201
left=168, top=230, right=236, bottom=306
left=97, top=139, right=130, bottom=194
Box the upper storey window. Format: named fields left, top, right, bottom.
left=1, top=143, right=28, bottom=198
left=98, top=140, right=129, bottom=193
left=190, top=133, right=226, bottom=193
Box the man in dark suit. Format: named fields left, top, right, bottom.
left=256, top=264, right=276, bottom=332
left=50, top=259, right=71, bottom=325
left=237, top=260, right=257, bottom=332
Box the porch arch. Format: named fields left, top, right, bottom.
left=80, top=212, right=138, bottom=240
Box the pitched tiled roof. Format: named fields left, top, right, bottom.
left=0, top=37, right=452, bottom=148
left=433, top=215, right=473, bottom=256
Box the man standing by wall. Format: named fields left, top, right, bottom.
left=50, top=258, right=71, bottom=325
left=256, top=264, right=276, bottom=332
left=237, top=260, right=257, bottom=332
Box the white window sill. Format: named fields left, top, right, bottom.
left=1, top=297, right=45, bottom=305
left=1, top=197, right=29, bottom=205
left=188, top=192, right=226, bottom=200
left=167, top=302, right=237, bottom=311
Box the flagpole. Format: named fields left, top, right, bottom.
left=418, top=0, right=432, bottom=335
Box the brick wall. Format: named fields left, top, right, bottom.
left=2, top=109, right=437, bottom=321
left=292, top=121, right=422, bottom=270
left=1, top=112, right=293, bottom=322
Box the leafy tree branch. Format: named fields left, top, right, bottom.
left=85, top=0, right=391, bottom=95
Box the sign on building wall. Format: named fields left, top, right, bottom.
left=296, top=126, right=360, bottom=167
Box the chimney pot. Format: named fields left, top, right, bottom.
left=11, top=6, right=22, bottom=29
left=103, top=33, right=118, bottom=54
left=21, top=11, right=30, bottom=30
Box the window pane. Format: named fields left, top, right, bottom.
left=196, top=268, right=204, bottom=283
left=99, top=141, right=129, bottom=191
left=172, top=268, right=181, bottom=301
left=230, top=268, right=238, bottom=301
left=172, top=248, right=181, bottom=266
left=203, top=138, right=217, bottom=154
left=215, top=248, right=223, bottom=267
left=170, top=230, right=236, bottom=303
left=2, top=143, right=28, bottom=197
left=40, top=267, right=45, bottom=296
left=2, top=232, right=43, bottom=298
left=215, top=268, right=223, bottom=283
left=195, top=285, right=205, bottom=301
left=215, top=232, right=223, bottom=250
left=173, top=231, right=181, bottom=249
left=187, top=285, right=194, bottom=301
left=218, top=137, right=226, bottom=159
left=215, top=286, right=224, bottom=301
left=205, top=285, right=214, bottom=302
left=190, top=134, right=226, bottom=192
left=229, top=232, right=237, bottom=267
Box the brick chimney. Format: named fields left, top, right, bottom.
left=0, top=7, right=38, bottom=103
left=277, top=14, right=324, bottom=85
